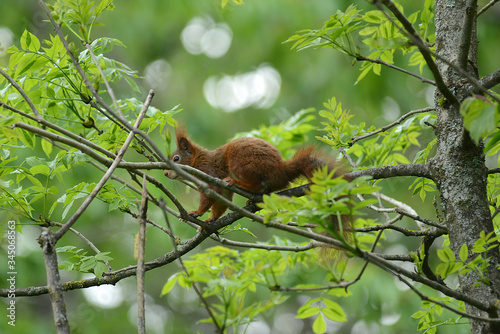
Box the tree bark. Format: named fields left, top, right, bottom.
left=38, top=228, right=71, bottom=334
left=431, top=1, right=500, bottom=333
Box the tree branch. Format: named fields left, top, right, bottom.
left=136, top=178, right=147, bottom=334
left=458, top=0, right=478, bottom=71
left=159, top=199, right=223, bottom=333
left=346, top=163, right=433, bottom=180
left=396, top=268, right=499, bottom=323
left=362, top=251, right=495, bottom=315
left=4, top=204, right=496, bottom=322
left=355, top=55, right=436, bottom=85
left=2, top=229, right=212, bottom=297
left=477, top=0, right=499, bottom=16
left=349, top=107, right=435, bottom=145
left=37, top=0, right=261, bottom=220
left=38, top=228, right=70, bottom=333
left=52, top=90, right=153, bottom=241
left=48, top=221, right=112, bottom=272
left=84, top=42, right=123, bottom=116
left=1, top=100, right=117, bottom=159
left=0, top=67, right=41, bottom=118
left=480, top=69, right=500, bottom=90
left=374, top=0, right=461, bottom=110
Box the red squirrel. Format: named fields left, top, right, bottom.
left=165, top=126, right=347, bottom=223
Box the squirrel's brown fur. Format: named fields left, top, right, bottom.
left=165, top=126, right=347, bottom=222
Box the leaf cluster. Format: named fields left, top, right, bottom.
left=285, top=1, right=435, bottom=82
left=57, top=245, right=113, bottom=278
left=436, top=232, right=500, bottom=286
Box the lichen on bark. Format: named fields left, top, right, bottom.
left=431, top=1, right=500, bottom=333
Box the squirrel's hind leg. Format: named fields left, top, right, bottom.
left=205, top=189, right=234, bottom=222
left=223, top=176, right=263, bottom=193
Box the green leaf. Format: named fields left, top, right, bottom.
left=437, top=247, right=455, bottom=262
left=80, top=257, right=97, bottom=272
left=95, top=0, right=115, bottom=15
left=411, top=310, right=427, bottom=319
left=30, top=164, right=50, bottom=176
left=459, top=244, right=468, bottom=262
left=20, top=30, right=41, bottom=52
left=42, top=139, right=53, bottom=157
left=460, top=96, right=498, bottom=143
left=312, top=314, right=326, bottom=334
left=95, top=252, right=113, bottom=261
left=94, top=262, right=108, bottom=278
left=322, top=306, right=347, bottom=322
left=296, top=306, right=320, bottom=319
left=485, top=130, right=500, bottom=154
left=359, top=26, right=377, bottom=36
left=161, top=274, right=179, bottom=295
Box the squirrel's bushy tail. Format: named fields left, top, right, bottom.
left=285, top=146, right=352, bottom=253
left=284, top=146, right=341, bottom=182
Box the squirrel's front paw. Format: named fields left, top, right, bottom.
left=222, top=177, right=235, bottom=186
left=187, top=210, right=201, bottom=218
left=178, top=211, right=201, bottom=222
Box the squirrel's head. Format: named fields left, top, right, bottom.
left=164, top=127, right=196, bottom=179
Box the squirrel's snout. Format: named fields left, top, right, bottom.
left=164, top=170, right=177, bottom=179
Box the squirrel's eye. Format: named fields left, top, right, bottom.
left=172, top=155, right=180, bottom=163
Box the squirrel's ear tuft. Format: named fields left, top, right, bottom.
left=175, top=125, right=188, bottom=141
left=178, top=137, right=192, bottom=155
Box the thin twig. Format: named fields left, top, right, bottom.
left=48, top=221, right=112, bottom=272
left=369, top=203, right=447, bottom=231
left=477, top=0, right=499, bottom=16
left=217, top=238, right=319, bottom=252
left=52, top=90, right=153, bottom=241
left=355, top=223, right=436, bottom=236
left=362, top=251, right=494, bottom=315
left=1, top=100, right=117, bottom=159
left=356, top=55, right=436, bottom=85
left=0, top=67, right=41, bottom=118
left=84, top=42, right=123, bottom=117
left=159, top=199, right=223, bottom=333
left=136, top=177, right=147, bottom=334
left=38, top=0, right=260, bottom=222
left=396, top=271, right=498, bottom=323
left=350, top=107, right=435, bottom=145
left=282, top=215, right=388, bottom=294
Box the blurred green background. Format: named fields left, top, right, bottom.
left=1, top=0, right=499, bottom=333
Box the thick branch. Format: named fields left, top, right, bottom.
left=362, top=251, right=495, bottom=315
left=457, top=0, right=478, bottom=70
left=375, top=0, right=460, bottom=109
left=480, top=70, right=500, bottom=90
left=136, top=178, right=147, bottom=334
left=38, top=228, right=70, bottom=333
left=4, top=204, right=497, bottom=321
left=346, top=164, right=432, bottom=180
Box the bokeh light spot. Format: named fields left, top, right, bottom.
left=203, top=64, right=281, bottom=112
left=181, top=16, right=232, bottom=59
